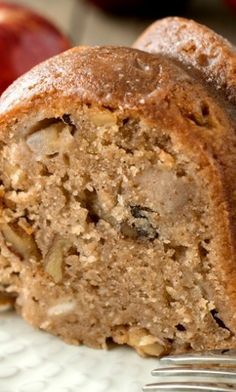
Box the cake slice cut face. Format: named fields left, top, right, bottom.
left=0, top=46, right=236, bottom=356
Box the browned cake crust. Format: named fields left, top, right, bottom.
left=133, top=17, right=236, bottom=104
left=0, top=45, right=236, bottom=356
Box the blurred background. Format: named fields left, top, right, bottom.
left=4, top=0, right=236, bottom=45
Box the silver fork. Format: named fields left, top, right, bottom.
left=143, top=350, right=236, bottom=391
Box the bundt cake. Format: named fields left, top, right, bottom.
left=0, top=37, right=235, bottom=356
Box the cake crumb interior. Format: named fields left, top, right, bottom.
left=0, top=106, right=232, bottom=356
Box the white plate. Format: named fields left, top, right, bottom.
left=0, top=311, right=158, bottom=392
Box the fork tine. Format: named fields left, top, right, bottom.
left=160, top=351, right=236, bottom=366
left=142, top=383, right=235, bottom=392
left=151, top=367, right=236, bottom=384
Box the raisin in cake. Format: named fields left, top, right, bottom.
left=0, top=45, right=236, bottom=356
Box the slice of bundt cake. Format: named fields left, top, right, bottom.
left=0, top=45, right=235, bottom=356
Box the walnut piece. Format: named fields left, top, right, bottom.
left=44, top=236, right=66, bottom=283
left=128, top=327, right=166, bottom=357
left=88, top=110, right=117, bottom=127
left=4, top=163, right=26, bottom=189
left=113, top=326, right=166, bottom=357
left=0, top=222, right=40, bottom=260
left=18, top=218, right=34, bottom=235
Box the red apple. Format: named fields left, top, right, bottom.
left=0, top=2, right=71, bottom=95
left=86, top=0, right=188, bottom=16
left=225, top=0, right=236, bottom=10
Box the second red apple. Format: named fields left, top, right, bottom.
left=0, top=2, right=71, bottom=95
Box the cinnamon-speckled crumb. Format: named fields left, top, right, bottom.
left=0, top=45, right=235, bottom=356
